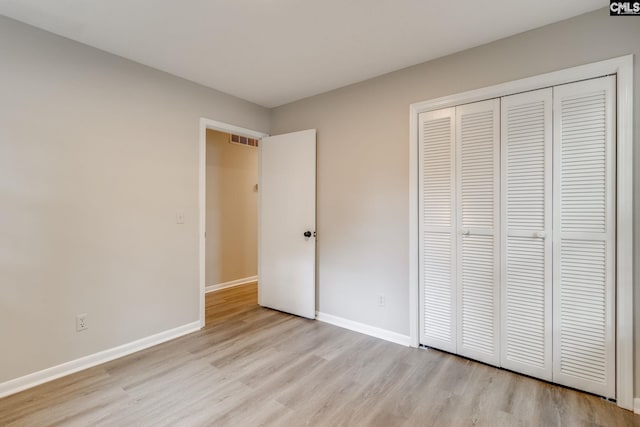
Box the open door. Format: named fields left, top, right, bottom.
left=258, top=129, right=316, bottom=319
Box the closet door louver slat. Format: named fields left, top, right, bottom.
left=500, top=88, right=552, bottom=380
left=418, top=108, right=457, bottom=352
left=456, top=99, right=500, bottom=366
left=552, top=76, right=616, bottom=399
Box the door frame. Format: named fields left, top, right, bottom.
left=198, top=118, right=269, bottom=328
left=408, top=55, right=634, bottom=410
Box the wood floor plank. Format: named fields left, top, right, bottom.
left=1, top=282, right=638, bottom=426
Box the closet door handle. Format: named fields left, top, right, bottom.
left=462, top=229, right=470, bottom=236
left=536, top=231, right=546, bottom=239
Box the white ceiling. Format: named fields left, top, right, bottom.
left=0, top=0, right=605, bottom=107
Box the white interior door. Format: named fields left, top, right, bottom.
left=500, top=88, right=553, bottom=380
left=418, top=108, right=457, bottom=352
left=456, top=99, right=500, bottom=366
left=258, top=129, right=316, bottom=319
left=552, top=76, right=616, bottom=398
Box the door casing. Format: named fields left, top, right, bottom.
left=408, top=55, right=634, bottom=410
left=198, top=118, right=268, bottom=327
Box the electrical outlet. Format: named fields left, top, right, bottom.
left=76, top=314, right=88, bottom=332
left=176, top=212, right=185, bottom=224
left=378, top=293, right=386, bottom=307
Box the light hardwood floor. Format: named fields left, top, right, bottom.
left=1, top=282, right=638, bottom=426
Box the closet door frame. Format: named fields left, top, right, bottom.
left=409, top=55, right=633, bottom=410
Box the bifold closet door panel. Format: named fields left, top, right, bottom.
left=455, top=99, right=500, bottom=366
left=552, top=76, right=616, bottom=399
left=418, top=108, right=457, bottom=352
left=500, top=88, right=553, bottom=380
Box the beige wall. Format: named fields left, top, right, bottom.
left=206, top=130, right=258, bottom=286
left=0, top=16, right=269, bottom=384
left=271, top=8, right=640, bottom=391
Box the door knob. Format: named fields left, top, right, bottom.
left=304, top=231, right=312, bottom=238
left=536, top=231, right=546, bottom=239
left=462, top=229, right=470, bottom=235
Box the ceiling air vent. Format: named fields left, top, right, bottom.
left=230, top=133, right=259, bottom=148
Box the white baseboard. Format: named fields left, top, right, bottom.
left=316, top=311, right=411, bottom=347
left=634, top=397, right=640, bottom=414
left=0, top=320, right=201, bottom=399
left=205, top=275, right=257, bottom=293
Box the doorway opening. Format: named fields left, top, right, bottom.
left=198, top=118, right=268, bottom=327
left=204, top=129, right=259, bottom=324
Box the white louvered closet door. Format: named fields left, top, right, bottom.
left=552, top=76, right=616, bottom=399
left=418, top=108, right=457, bottom=352
left=500, top=89, right=553, bottom=380
left=456, top=99, right=500, bottom=366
